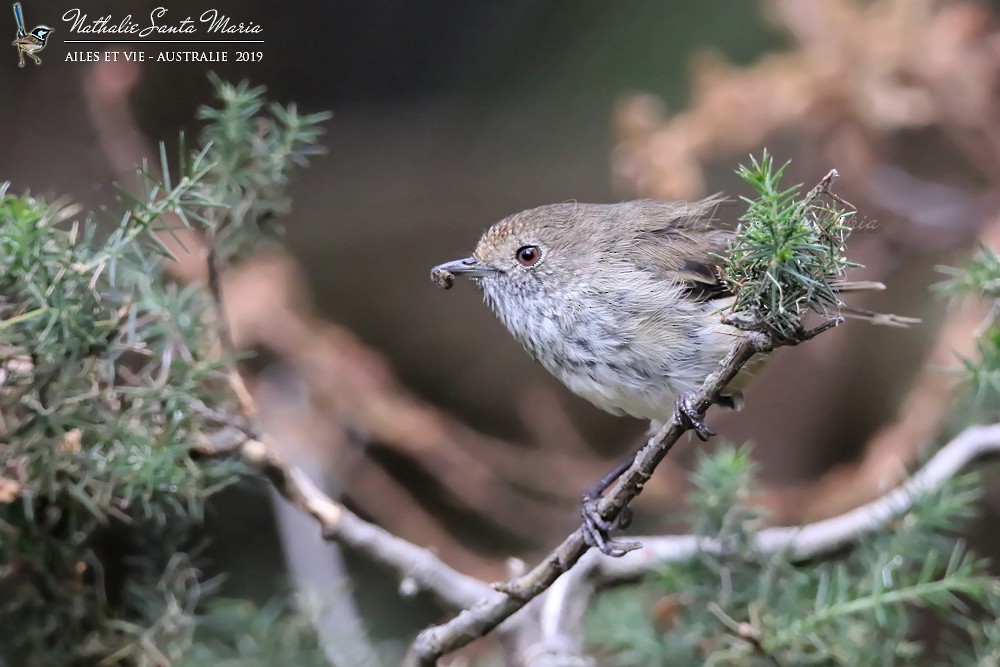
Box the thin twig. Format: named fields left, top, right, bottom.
left=269, top=459, right=380, bottom=667
left=206, top=244, right=258, bottom=420
left=240, top=438, right=496, bottom=610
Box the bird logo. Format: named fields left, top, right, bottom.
left=11, top=3, right=52, bottom=67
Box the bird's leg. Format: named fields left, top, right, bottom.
left=581, top=450, right=642, bottom=557
left=677, top=391, right=715, bottom=441
left=580, top=389, right=741, bottom=555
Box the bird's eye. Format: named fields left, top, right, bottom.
left=516, top=245, right=541, bottom=266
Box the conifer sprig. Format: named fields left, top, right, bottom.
left=724, top=151, right=857, bottom=338
left=0, top=76, right=331, bottom=665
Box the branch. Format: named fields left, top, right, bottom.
left=205, top=252, right=584, bottom=557
left=198, top=215, right=499, bottom=639
left=409, top=327, right=801, bottom=664
left=615, top=421, right=1000, bottom=570
left=532, top=423, right=1000, bottom=662
left=268, top=462, right=381, bottom=667
left=240, top=438, right=496, bottom=611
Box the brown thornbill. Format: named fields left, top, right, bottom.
left=432, top=197, right=915, bottom=554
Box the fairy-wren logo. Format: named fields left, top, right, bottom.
left=11, top=2, right=52, bottom=67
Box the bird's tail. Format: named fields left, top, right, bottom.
left=13, top=2, right=25, bottom=37
left=839, top=306, right=921, bottom=327
left=830, top=280, right=920, bottom=327
left=832, top=280, right=886, bottom=292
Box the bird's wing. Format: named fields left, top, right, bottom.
left=617, top=197, right=735, bottom=303
left=612, top=199, right=920, bottom=326
left=675, top=258, right=733, bottom=302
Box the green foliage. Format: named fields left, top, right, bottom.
left=0, top=188, right=234, bottom=666
left=586, top=447, right=998, bottom=667
left=937, top=246, right=1000, bottom=423
left=724, top=152, right=857, bottom=338
left=0, top=77, right=328, bottom=665
left=937, top=246, right=1000, bottom=302
left=956, top=327, right=1000, bottom=423
left=188, top=75, right=331, bottom=260
left=178, top=599, right=331, bottom=667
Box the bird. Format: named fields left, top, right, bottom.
left=431, top=197, right=915, bottom=554
left=13, top=25, right=53, bottom=67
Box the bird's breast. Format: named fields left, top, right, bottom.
left=493, top=298, right=688, bottom=421
left=483, top=283, right=744, bottom=422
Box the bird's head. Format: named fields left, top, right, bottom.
left=433, top=198, right=726, bottom=297
left=30, top=26, right=52, bottom=40
left=432, top=202, right=610, bottom=313
left=431, top=198, right=732, bottom=343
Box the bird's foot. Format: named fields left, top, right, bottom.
left=677, top=392, right=715, bottom=441
left=581, top=493, right=640, bottom=557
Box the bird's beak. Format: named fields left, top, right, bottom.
left=432, top=257, right=497, bottom=278
left=430, top=257, right=498, bottom=289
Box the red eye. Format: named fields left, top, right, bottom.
left=516, top=245, right=541, bottom=266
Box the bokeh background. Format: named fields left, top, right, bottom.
left=4, top=0, right=1000, bottom=661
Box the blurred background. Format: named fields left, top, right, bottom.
left=4, top=0, right=1000, bottom=661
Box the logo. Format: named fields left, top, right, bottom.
left=12, top=3, right=52, bottom=67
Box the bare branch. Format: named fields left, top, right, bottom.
left=200, top=219, right=497, bottom=645
left=529, top=561, right=596, bottom=666
left=411, top=309, right=844, bottom=662
left=241, top=438, right=496, bottom=611
left=607, top=422, right=1000, bottom=573
left=532, top=423, right=1000, bottom=662
left=269, top=460, right=381, bottom=667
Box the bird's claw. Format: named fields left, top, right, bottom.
left=678, top=392, right=715, bottom=441
left=581, top=494, right=640, bottom=557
